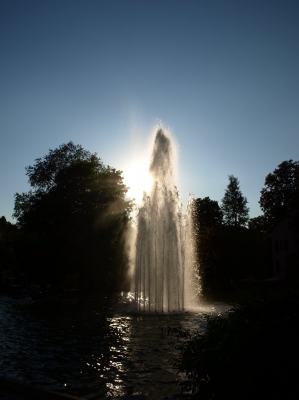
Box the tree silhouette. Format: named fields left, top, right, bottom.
left=221, top=175, right=249, bottom=227
left=13, top=143, right=133, bottom=295
left=194, top=197, right=223, bottom=229
left=0, top=216, right=19, bottom=287
left=25, top=141, right=99, bottom=191
left=259, top=159, right=299, bottom=227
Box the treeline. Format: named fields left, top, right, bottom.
left=177, top=161, right=299, bottom=400
left=1, top=141, right=299, bottom=298
left=0, top=142, right=133, bottom=297
left=193, top=161, right=299, bottom=292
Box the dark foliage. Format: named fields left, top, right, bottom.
left=221, top=175, right=249, bottom=227
left=193, top=197, right=223, bottom=228
left=259, top=160, right=299, bottom=229
left=25, top=141, right=98, bottom=191
left=248, top=214, right=272, bottom=237
left=13, top=143, right=133, bottom=295
left=0, top=216, right=20, bottom=286
left=192, top=193, right=268, bottom=291
left=174, top=292, right=299, bottom=400
left=195, top=224, right=268, bottom=291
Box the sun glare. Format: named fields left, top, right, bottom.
left=123, top=158, right=153, bottom=203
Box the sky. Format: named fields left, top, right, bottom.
left=1, top=0, right=299, bottom=223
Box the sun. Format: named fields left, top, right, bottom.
left=122, top=157, right=153, bottom=203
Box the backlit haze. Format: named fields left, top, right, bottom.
left=1, top=0, right=299, bottom=222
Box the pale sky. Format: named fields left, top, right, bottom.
left=1, top=0, right=299, bottom=222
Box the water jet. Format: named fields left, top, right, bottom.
left=134, top=127, right=197, bottom=313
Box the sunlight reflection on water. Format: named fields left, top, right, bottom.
left=0, top=295, right=230, bottom=399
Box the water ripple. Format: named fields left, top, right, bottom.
left=0, top=296, right=229, bottom=399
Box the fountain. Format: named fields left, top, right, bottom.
left=134, top=127, right=197, bottom=313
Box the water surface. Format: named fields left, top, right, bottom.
left=0, top=296, right=229, bottom=399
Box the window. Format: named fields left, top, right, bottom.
left=275, top=240, right=289, bottom=251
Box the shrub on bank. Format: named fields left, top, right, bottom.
left=175, top=291, right=299, bottom=400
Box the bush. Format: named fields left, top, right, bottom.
left=174, top=292, right=299, bottom=399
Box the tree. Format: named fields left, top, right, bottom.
left=25, top=141, right=99, bottom=191
left=192, top=197, right=223, bottom=290
left=248, top=215, right=272, bottom=237
left=259, top=160, right=299, bottom=227
left=197, top=225, right=268, bottom=291
left=193, top=196, right=267, bottom=291
left=221, top=175, right=249, bottom=227
left=174, top=293, right=299, bottom=400
left=0, top=216, right=19, bottom=287
left=193, top=197, right=223, bottom=229
left=13, top=143, right=133, bottom=295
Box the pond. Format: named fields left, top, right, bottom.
left=0, top=295, right=229, bottom=399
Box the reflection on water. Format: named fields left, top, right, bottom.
left=0, top=295, right=229, bottom=399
